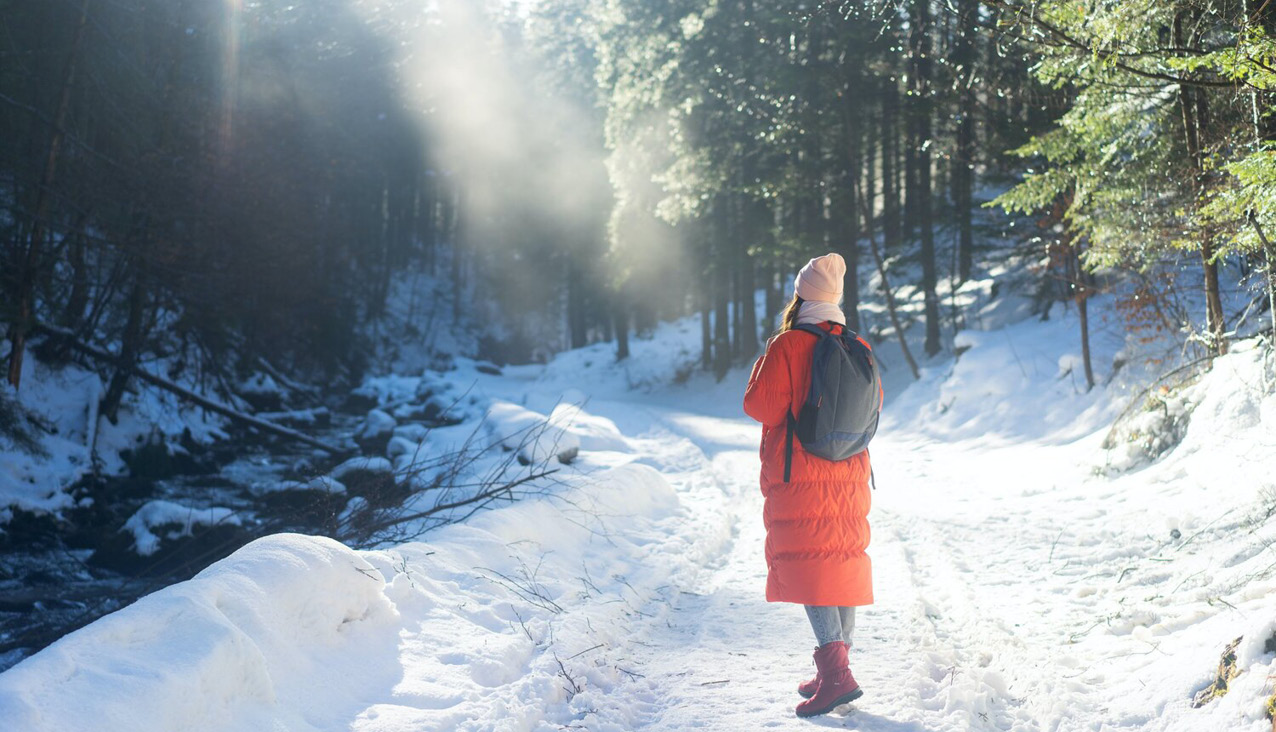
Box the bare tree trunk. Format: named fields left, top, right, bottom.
left=451, top=189, right=464, bottom=321
left=614, top=288, right=630, bottom=361
left=882, top=79, right=901, bottom=252
left=1174, top=11, right=1226, bottom=354
left=61, top=212, right=90, bottom=329
left=953, top=0, right=977, bottom=283
left=911, top=0, right=942, bottom=357
left=101, top=265, right=146, bottom=423
left=713, top=199, right=731, bottom=379
left=1058, top=193, right=1095, bottom=391
left=731, top=196, right=744, bottom=357
left=8, top=0, right=91, bottom=390
left=567, top=257, right=586, bottom=349
left=1077, top=278, right=1095, bottom=390
left=860, top=197, right=921, bottom=380
left=740, top=205, right=759, bottom=357
left=701, top=293, right=713, bottom=370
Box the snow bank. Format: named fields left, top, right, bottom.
left=0, top=534, right=398, bottom=732
left=0, top=459, right=715, bottom=732
left=122, top=500, right=241, bottom=556
left=885, top=297, right=1129, bottom=444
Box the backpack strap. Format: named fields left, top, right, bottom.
left=783, top=411, right=796, bottom=483
left=793, top=323, right=833, bottom=338
left=867, top=447, right=876, bottom=490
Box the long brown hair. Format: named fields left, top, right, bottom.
left=777, top=294, right=803, bottom=336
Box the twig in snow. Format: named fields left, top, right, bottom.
left=477, top=554, right=564, bottom=614
left=566, top=643, right=605, bottom=661
left=511, top=606, right=534, bottom=642
left=554, top=652, right=583, bottom=698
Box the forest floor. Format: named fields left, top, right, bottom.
left=2, top=292, right=1276, bottom=731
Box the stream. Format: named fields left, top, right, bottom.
left=0, top=403, right=369, bottom=672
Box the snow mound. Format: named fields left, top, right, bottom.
left=886, top=303, right=1127, bottom=444
left=0, top=534, right=398, bottom=732
left=122, top=500, right=241, bottom=556
left=549, top=402, right=630, bottom=452
left=485, top=400, right=580, bottom=464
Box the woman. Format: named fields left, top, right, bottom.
left=743, top=252, right=874, bottom=718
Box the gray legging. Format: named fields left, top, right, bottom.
left=804, top=605, right=856, bottom=647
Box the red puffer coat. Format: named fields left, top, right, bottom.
left=743, top=322, right=874, bottom=606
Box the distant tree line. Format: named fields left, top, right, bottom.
left=537, top=0, right=1056, bottom=379
left=4, top=0, right=1273, bottom=409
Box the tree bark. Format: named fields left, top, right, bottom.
left=953, top=0, right=977, bottom=283
left=8, top=0, right=92, bottom=390
left=739, top=204, right=759, bottom=357
left=61, top=212, right=90, bottom=330
left=860, top=197, right=921, bottom=380
left=882, top=79, right=901, bottom=252
left=101, top=267, right=147, bottom=423
left=567, top=256, right=587, bottom=349
left=713, top=198, right=732, bottom=379
left=841, top=83, right=863, bottom=332
left=614, top=287, right=630, bottom=361
left=911, top=0, right=942, bottom=357
left=1174, top=10, right=1226, bottom=354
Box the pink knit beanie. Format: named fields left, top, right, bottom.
left=794, top=253, right=846, bottom=304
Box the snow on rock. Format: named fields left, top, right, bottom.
left=355, top=409, right=396, bottom=440
left=0, top=534, right=398, bottom=732
left=267, top=475, right=346, bottom=495
left=329, top=456, right=394, bottom=480
left=392, top=422, right=430, bottom=443
left=484, top=400, right=580, bottom=465
left=122, top=500, right=241, bottom=556
left=353, top=409, right=396, bottom=453
left=385, top=435, right=419, bottom=461
left=548, top=402, right=629, bottom=453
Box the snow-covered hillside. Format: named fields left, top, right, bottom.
left=1, top=292, right=1274, bottom=731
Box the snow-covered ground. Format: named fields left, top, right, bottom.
left=2, top=289, right=1275, bottom=731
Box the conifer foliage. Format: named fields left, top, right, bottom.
left=2, top=0, right=1272, bottom=396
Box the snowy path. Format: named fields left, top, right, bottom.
left=6, top=339, right=1275, bottom=732
left=602, top=396, right=1064, bottom=731
left=589, top=388, right=1204, bottom=732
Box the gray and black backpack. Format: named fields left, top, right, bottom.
left=783, top=323, right=882, bottom=483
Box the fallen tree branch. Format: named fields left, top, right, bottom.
left=355, top=468, right=560, bottom=539
left=33, top=322, right=347, bottom=455
left=860, top=196, right=922, bottom=380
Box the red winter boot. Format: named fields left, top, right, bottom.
left=794, top=641, right=862, bottom=717
left=797, top=673, right=819, bottom=699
